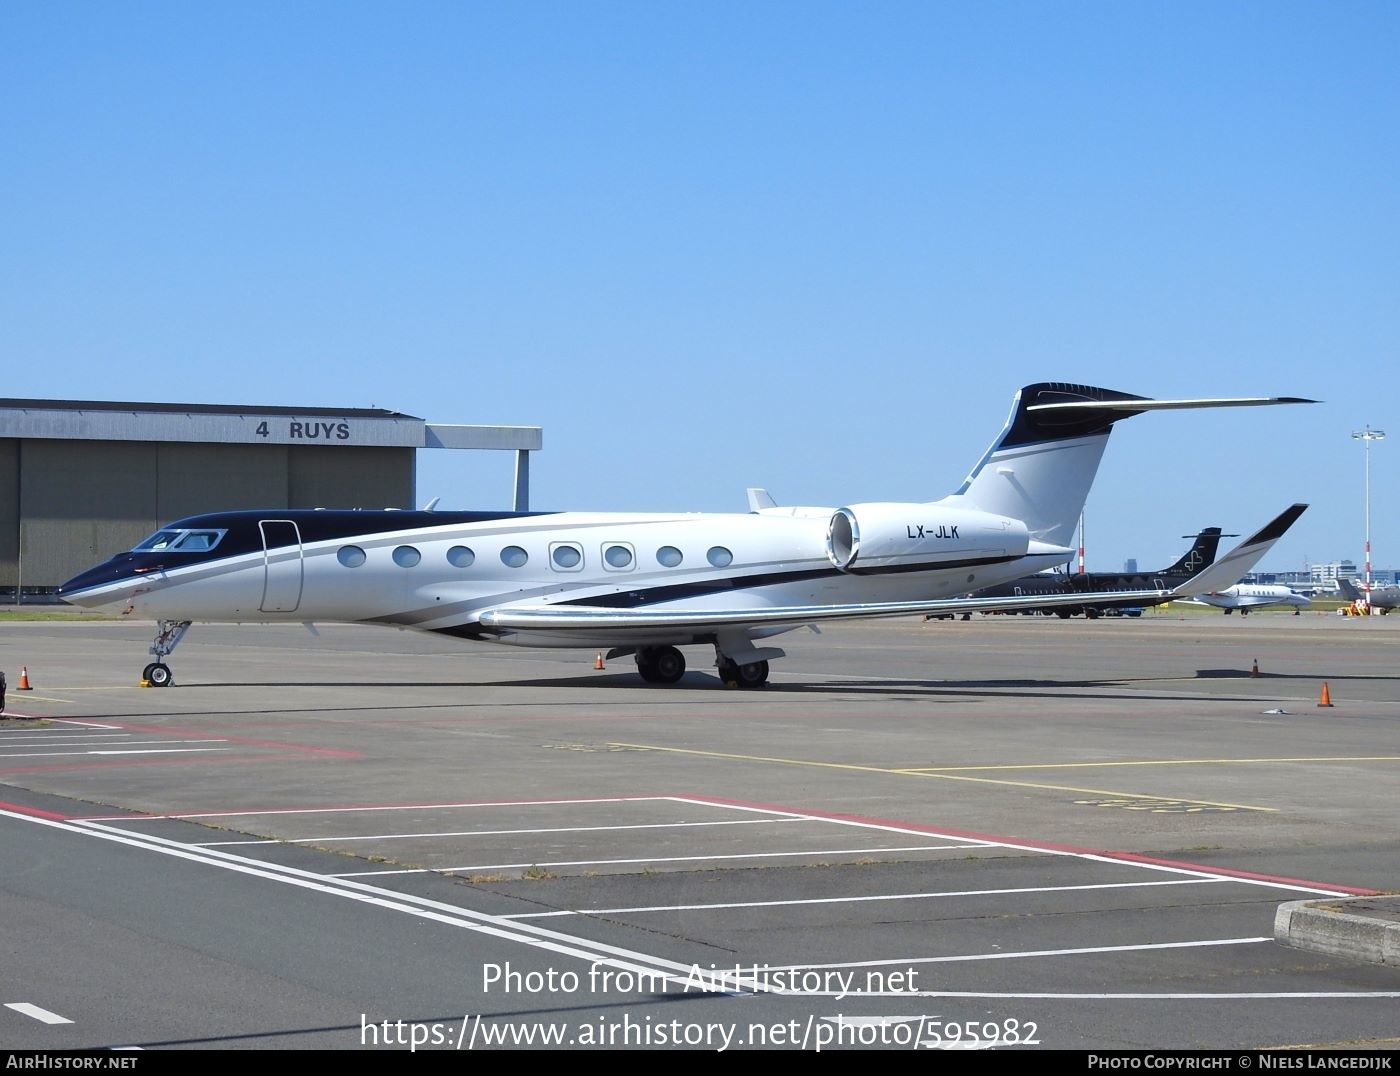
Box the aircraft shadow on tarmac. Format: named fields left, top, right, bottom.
left=86, top=666, right=1399, bottom=709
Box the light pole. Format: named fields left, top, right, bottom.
left=1352, top=426, right=1386, bottom=596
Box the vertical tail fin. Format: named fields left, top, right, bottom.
left=1162, top=527, right=1224, bottom=576
left=944, top=383, right=1316, bottom=549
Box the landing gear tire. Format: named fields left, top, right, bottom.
left=719, top=658, right=770, bottom=689
left=143, top=662, right=173, bottom=687
left=636, top=646, right=686, bottom=685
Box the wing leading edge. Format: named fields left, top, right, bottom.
left=478, top=504, right=1309, bottom=633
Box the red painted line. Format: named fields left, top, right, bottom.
left=0, top=800, right=73, bottom=821
left=676, top=794, right=1381, bottom=896
left=1098, top=851, right=1381, bottom=895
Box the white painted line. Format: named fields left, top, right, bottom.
left=1, top=738, right=228, bottom=748
left=7, top=810, right=1399, bottom=1003
left=199, top=816, right=806, bottom=845
left=669, top=798, right=1358, bottom=896
left=7, top=811, right=748, bottom=994
left=0, top=748, right=232, bottom=758
left=53, top=720, right=124, bottom=729
left=332, top=843, right=979, bottom=877
left=82, top=795, right=678, bottom=821
left=5, top=1002, right=74, bottom=1025
left=764, top=936, right=1275, bottom=972
left=84, top=796, right=1361, bottom=897
left=667, top=796, right=1008, bottom=847
left=0, top=734, right=132, bottom=743
left=503, top=877, right=1221, bottom=918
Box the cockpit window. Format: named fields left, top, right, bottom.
left=134, top=530, right=181, bottom=551
left=173, top=530, right=223, bottom=551
left=132, top=529, right=226, bottom=552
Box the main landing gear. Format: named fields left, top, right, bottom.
left=631, top=644, right=772, bottom=688
left=717, top=656, right=770, bottom=689
left=635, top=646, right=687, bottom=684
left=142, top=619, right=192, bottom=687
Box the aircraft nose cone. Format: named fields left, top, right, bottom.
left=57, top=558, right=138, bottom=608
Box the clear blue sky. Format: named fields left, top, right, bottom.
left=4, top=2, right=1396, bottom=575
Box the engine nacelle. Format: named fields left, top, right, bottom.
left=826, top=503, right=1030, bottom=574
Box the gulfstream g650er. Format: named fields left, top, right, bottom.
left=58, top=382, right=1312, bottom=688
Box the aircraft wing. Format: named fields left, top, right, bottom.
left=479, top=586, right=1181, bottom=633
left=479, top=504, right=1309, bottom=633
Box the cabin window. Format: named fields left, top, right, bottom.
left=501, top=545, right=529, bottom=568
left=656, top=546, right=683, bottom=567
left=706, top=546, right=733, bottom=568
left=446, top=545, right=475, bottom=568
left=550, top=543, right=583, bottom=571
left=392, top=545, right=421, bottom=568
left=337, top=545, right=367, bottom=568
left=603, top=543, right=634, bottom=570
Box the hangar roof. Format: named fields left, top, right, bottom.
left=0, top=399, right=541, bottom=451
left=0, top=398, right=418, bottom=419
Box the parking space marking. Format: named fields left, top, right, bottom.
left=504, top=877, right=1223, bottom=918
left=1, top=747, right=232, bottom=758
left=332, top=844, right=977, bottom=877
left=0, top=720, right=361, bottom=775
left=8, top=796, right=1393, bottom=1006
left=80, top=794, right=667, bottom=822
left=198, top=816, right=806, bottom=846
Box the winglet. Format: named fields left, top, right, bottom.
left=1169, top=504, right=1309, bottom=598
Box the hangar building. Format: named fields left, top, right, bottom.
left=0, top=399, right=541, bottom=601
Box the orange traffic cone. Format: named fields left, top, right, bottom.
left=17, top=665, right=32, bottom=690
left=1251, top=659, right=1260, bottom=678
left=595, top=652, right=605, bottom=670
left=1318, top=682, right=1334, bottom=708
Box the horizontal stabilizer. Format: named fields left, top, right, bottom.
left=1029, top=395, right=1317, bottom=416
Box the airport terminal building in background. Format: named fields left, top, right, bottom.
left=0, top=399, right=541, bottom=601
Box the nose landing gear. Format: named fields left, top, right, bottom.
left=141, top=620, right=192, bottom=687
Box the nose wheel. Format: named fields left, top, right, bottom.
left=142, top=662, right=173, bottom=687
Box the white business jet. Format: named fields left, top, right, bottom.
left=57, top=382, right=1312, bottom=688
left=1183, top=583, right=1312, bottom=615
